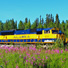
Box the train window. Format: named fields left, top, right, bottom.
left=44, top=30, right=50, bottom=34
left=37, top=31, right=42, bottom=34
left=52, top=30, right=58, bottom=34
left=1, top=32, right=14, bottom=35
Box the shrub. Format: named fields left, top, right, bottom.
left=53, top=38, right=64, bottom=49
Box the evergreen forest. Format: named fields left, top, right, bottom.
left=0, top=14, right=68, bottom=38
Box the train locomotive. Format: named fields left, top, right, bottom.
left=0, top=28, right=68, bottom=44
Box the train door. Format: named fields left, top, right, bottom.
left=36, top=31, right=42, bottom=42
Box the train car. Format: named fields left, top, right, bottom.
left=0, top=28, right=68, bottom=44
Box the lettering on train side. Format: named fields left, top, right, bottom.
left=14, top=36, right=28, bottom=38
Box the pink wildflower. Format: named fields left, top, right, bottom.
left=40, top=59, right=41, bottom=60
left=39, top=49, right=41, bottom=52
left=45, top=50, right=48, bottom=53
left=0, top=47, right=2, bottom=49
left=0, top=53, right=2, bottom=56
left=8, top=48, right=11, bottom=52
left=65, top=49, right=67, bottom=51
left=52, top=49, right=54, bottom=51
left=46, top=56, right=48, bottom=59
left=43, top=58, right=44, bottom=61
left=36, top=53, right=40, bottom=55
left=13, top=48, right=16, bottom=51
left=26, top=60, right=28, bottom=62
left=5, top=50, right=7, bottom=53
left=26, top=53, right=30, bottom=56
left=29, top=46, right=33, bottom=50
left=61, top=50, right=63, bottom=53
left=48, top=50, right=50, bottom=52
left=23, top=56, right=26, bottom=60
left=31, top=62, right=33, bottom=65
left=42, top=60, right=44, bottom=63
left=16, top=47, right=19, bottom=50
left=5, top=61, right=7, bottom=65
left=51, top=51, right=53, bottom=54
left=60, top=58, right=62, bottom=60
left=39, top=63, right=42, bottom=66
left=62, top=61, right=64, bottom=62
left=16, top=65, right=19, bottom=68
left=43, top=64, right=44, bottom=66
left=38, top=57, right=40, bottom=58
left=33, top=57, right=36, bottom=61
left=55, top=49, right=59, bottom=53
left=1, top=56, right=3, bottom=58
left=31, top=56, right=33, bottom=58
left=3, top=45, right=6, bottom=48
left=32, top=48, right=36, bottom=51
left=19, top=55, right=21, bottom=57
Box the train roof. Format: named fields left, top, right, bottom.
left=1, top=30, right=14, bottom=33
left=0, top=28, right=54, bottom=32
left=0, top=28, right=59, bottom=35
left=36, top=28, right=53, bottom=31
left=43, top=28, right=53, bottom=31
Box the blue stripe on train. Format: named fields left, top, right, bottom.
left=20, top=39, right=23, bottom=42
left=14, top=40, right=16, bottom=42
left=35, top=39, right=37, bottom=42
left=17, top=40, right=19, bottom=42
left=27, top=39, right=30, bottom=42
left=0, top=39, right=56, bottom=42
left=7, top=40, right=13, bottom=42
left=31, top=39, right=34, bottom=42
left=2, top=40, right=4, bottom=42
left=5, top=40, right=7, bottom=42
left=24, top=39, right=26, bottom=42
left=1, top=40, right=7, bottom=42
left=0, top=40, right=1, bottom=42
left=8, top=40, right=10, bottom=42
left=10, top=40, right=13, bottom=42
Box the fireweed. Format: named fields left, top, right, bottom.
left=0, top=45, right=68, bottom=68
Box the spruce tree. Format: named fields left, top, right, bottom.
left=18, top=20, right=24, bottom=29
left=31, top=20, right=37, bottom=29
left=55, top=14, right=60, bottom=28
left=25, top=19, right=31, bottom=30
left=65, top=20, right=68, bottom=38
left=11, top=19, right=15, bottom=29
left=3, top=21, right=9, bottom=30
left=61, top=21, right=65, bottom=33
left=0, top=21, right=3, bottom=31
left=24, top=18, right=28, bottom=30
left=37, top=22, right=43, bottom=28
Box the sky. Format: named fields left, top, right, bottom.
left=0, top=0, right=68, bottom=25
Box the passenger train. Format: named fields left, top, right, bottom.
left=0, top=28, right=68, bottom=44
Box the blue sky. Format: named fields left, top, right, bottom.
left=0, top=0, right=68, bottom=24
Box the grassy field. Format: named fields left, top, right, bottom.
left=0, top=45, right=68, bottom=68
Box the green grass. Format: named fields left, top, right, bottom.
left=0, top=45, right=68, bottom=68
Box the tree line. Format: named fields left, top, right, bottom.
left=0, top=14, right=68, bottom=37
